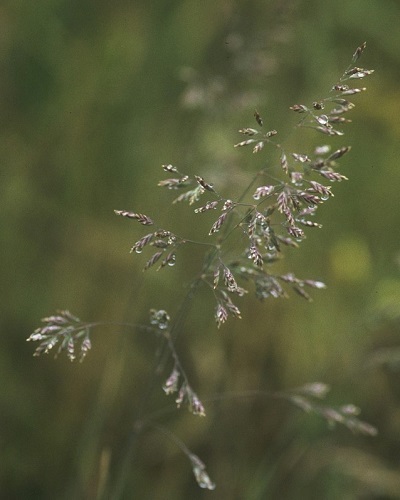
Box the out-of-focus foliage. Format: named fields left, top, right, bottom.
left=1, top=0, right=400, bottom=498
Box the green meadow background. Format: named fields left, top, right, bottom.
left=1, top=0, right=400, bottom=498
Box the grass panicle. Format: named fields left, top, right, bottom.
left=29, top=43, right=375, bottom=491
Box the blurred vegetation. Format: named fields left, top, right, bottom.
left=1, top=0, right=400, bottom=498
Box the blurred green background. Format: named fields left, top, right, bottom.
left=2, top=0, right=400, bottom=498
